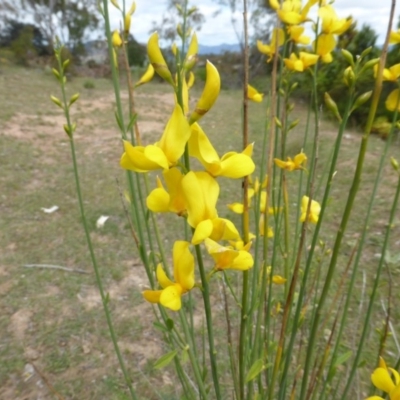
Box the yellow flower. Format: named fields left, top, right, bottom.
left=314, top=34, right=336, bottom=63
left=266, top=266, right=287, bottom=284
left=257, top=28, right=285, bottom=62
left=319, top=5, right=352, bottom=35
left=143, top=241, right=194, bottom=311
left=274, top=152, right=307, bottom=171
left=120, top=104, right=190, bottom=172
left=148, top=32, right=174, bottom=85
left=204, top=238, right=254, bottom=271
left=390, top=29, right=400, bottom=44
left=287, top=25, right=310, bottom=45
left=385, top=89, right=400, bottom=112
left=189, top=61, right=220, bottom=124
left=271, top=0, right=318, bottom=25
left=112, top=30, right=122, bottom=47
left=188, top=123, right=255, bottom=178
left=181, top=171, right=240, bottom=244
left=272, top=275, right=287, bottom=284
left=247, top=84, right=263, bottom=102
left=284, top=52, right=319, bottom=72
left=300, top=195, right=320, bottom=224
left=374, top=63, right=400, bottom=82
left=146, top=168, right=186, bottom=215
left=366, top=358, right=400, bottom=400
left=135, top=64, right=154, bottom=87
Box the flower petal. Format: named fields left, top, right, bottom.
left=173, top=241, right=195, bottom=291
left=219, top=153, right=255, bottom=178
left=189, top=123, right=220, bottom=165
left=164, top=167, right=186, bottom=215
left=210, top=218, right=240, bottom=241
left=371, top=367, right=396, bottom=394
left=143, top=290, right=162, bottom=303
left=157, top=264, right=174, bottom=289
left=192, top=219, right=214, bottom=244
left=121, top=141, right=165, bottom=172
left=182, top=172, right=219, bottom=227
left=231, top=250, right=254, bottom=270
left=147, top=187, right=170, bottom=212
left=158, top=104, right=191, bottom=165
left=160, top=285, right=183, bottom=311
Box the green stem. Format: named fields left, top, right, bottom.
left=195, top=244, right=222, bottom=399
left=55, top=50, right=137, bottom=399
left=298, top=21, right=393, bottom=395
left=179, top=310, right=209, bottom=398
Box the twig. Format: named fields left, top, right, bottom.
left=23, top=264, right=89, bottom=274
left=31, top=362, right=65, bottom=400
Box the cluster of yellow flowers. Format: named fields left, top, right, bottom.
left=119, top=33, right=256, bottom=310
left=257, top=0, right=352, bottom=71
left=117, top=11, right=323, bottom=311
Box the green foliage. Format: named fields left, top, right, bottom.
left=126, top=35, right=146, bottom=67
left=295, top=23, right=400, bottom=128
left=9, top=26, right=37, bottom=66
left=83, top=80, right=95, bottom=89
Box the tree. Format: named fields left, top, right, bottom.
left=20, top=0, right=101, bottom=55
left=149, top=1, right=205, bottom=45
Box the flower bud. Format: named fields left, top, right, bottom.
left=110, top=0, right=120, bottom=10
left=184, top=33, right=198, bottom=71
left=62, top=59, right=70, bottom=70
left=112, top=30, right=122, bottom=47
left=69, top=93, right=80, bottom=106
left=175, top=3, right=183, bottom=14
left=189, top=60, right=220, bottom=124
left=341, top=49, right=354, bottom=67
left=360, top=58, right=380, bottom=75
left=391, top=157, right=399, bottom=171
left=127, top=1, right=136, bottom=15
left=50, top=95, right=63, bottom=109
left=288, top=119, right=299, bottom=130
left=343, top=66, right=356, bottom=87
left=52, top=68, right=60, bottom=80
left=177, top=23, right=183, bottom=39
left=360, top=46, right=372, bottom=59
left=135, top=64, right=154, bottom=87
left=124, top=13, right=131, bottom=34
left=324, top=92, right=342, bottom=122
left=351, top=91, right=372, bottom=112
left=147, top=32, right=174, bottom=85
left=188, top=6, right=197, bottom=15
left=274, top=116, right=282, bottom=128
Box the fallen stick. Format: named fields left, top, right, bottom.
left=23, top=264, right=89, bottom=274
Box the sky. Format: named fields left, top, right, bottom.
left=108, top=0, right=398, bottom=46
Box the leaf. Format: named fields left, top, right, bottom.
left=153, top=322, right=168, bottom=333
left=245, top=358, right=264, bottom=383
left=114, top=112, right=124, bottom=132
left=126, top=113, right=138, bottom=132
left=333, top=351, right=352, bottom=368
left=153, top=350, right=178, bottom=369
left=166, top=318, right=174, bottom=331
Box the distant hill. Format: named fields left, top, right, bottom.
left=198, top=43, right=241, bottom=55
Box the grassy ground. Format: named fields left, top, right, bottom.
left=1, top=63, right=399, bottom=399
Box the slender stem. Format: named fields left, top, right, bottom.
left=195, top=244, right=222, bottom=399
left=179, top=310, right=209, bottom=398
left=54, top=48, right=137, bottom=400
left=299, top=4, right=394, bottom=396
left=239, top=1, right=250, bottom=398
